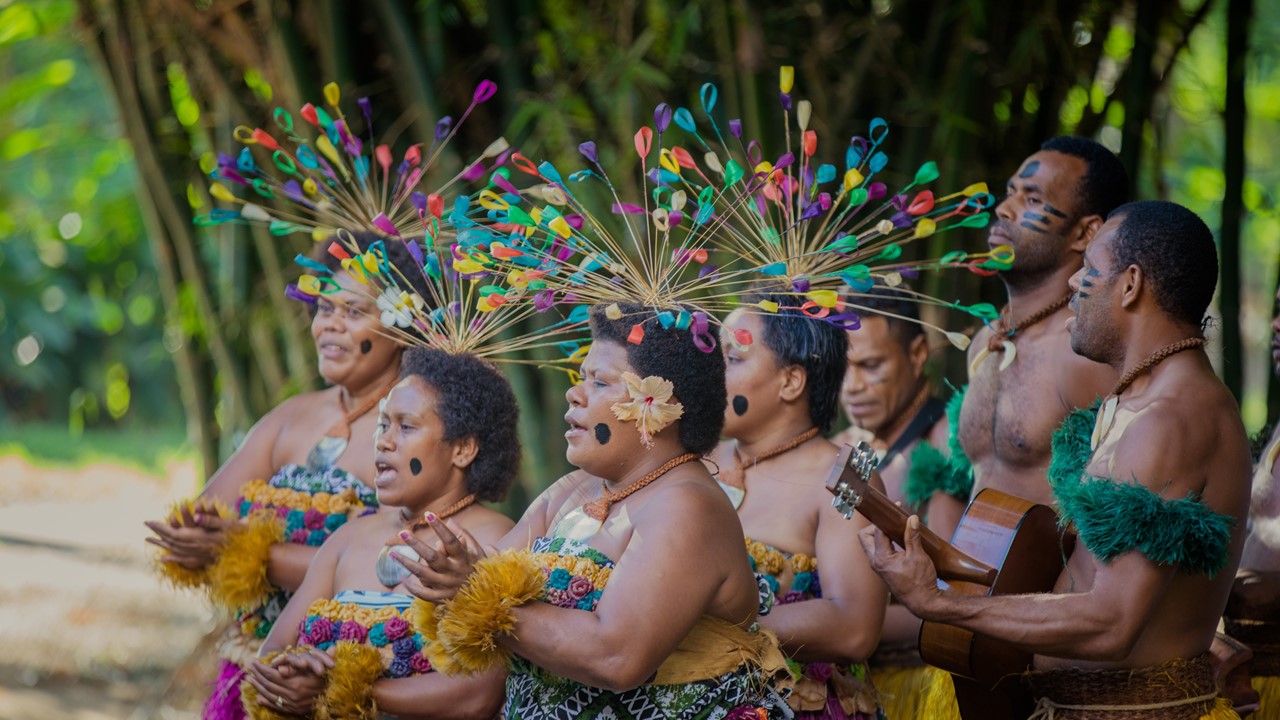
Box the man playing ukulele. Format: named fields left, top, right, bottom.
left=863, top=201, right=1251, bottom=719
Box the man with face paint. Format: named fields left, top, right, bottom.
left=864, top=200, right=1250, bottom=720
left=710, top=292, right=889, bottom=719
left=833, top=286, right=965, bottom=534
left=831, top=286, right=967, bottom=720
left=951, top=137, right=1128, bottom=509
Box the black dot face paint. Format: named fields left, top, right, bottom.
left=409, top=458, right=423, bottom=476
left=593, top=423, right=612, bottom=445
left=732, top=395, right=749, bottom=416
left=360, top=339, right=373, bottom=355
left=1018, top=160, right=1040, bottom=179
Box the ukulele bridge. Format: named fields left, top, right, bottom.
left=831, top=441, right=879, bottom=519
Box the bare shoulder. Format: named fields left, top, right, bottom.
left=539, top=469, right=594, bottom=507
left=1109, top=387, right=1246, bottom=499
left=323, top=509, right=389, bottom=553
left=462, top=506, right=516, bottom=546
left=635, top=469, right=740, bottom=546
left=268, top=386, right=341, bottom=426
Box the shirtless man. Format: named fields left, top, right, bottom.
left=864, top=200, right=1251, bottom=719
left=832, top=287, right=966, bottom=720
left=834, top=287, right=965, bottom=537
left=958, top=137, right=1127, bottom=506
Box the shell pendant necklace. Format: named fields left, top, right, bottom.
left=374, top=492, right=478, bottom=588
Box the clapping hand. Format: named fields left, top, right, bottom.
left=394, top=515, right=488, bottom=603
left=144, top=501, right=238, bottom=570
left=245, top=648, right=333, bottom=716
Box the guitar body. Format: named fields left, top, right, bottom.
left=919, top=488, right=1068, bottom=720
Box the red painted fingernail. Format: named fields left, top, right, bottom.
left=399, top=531, right=411, bottom=541
left=424, top=512, right=437, bottom=523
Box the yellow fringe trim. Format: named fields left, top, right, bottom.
left=240, top=479, right=359, bottom=515
left=1203, top=695, right=1242, bottom=719
left=151, top=497, right=230, bottom=591
left=315, top=641, right=384, bottom=720
left=1254, top=675, right=1280, bottom=720
left=870, top=664, right=945, bottom=720
left=208, top=511, right=285, bottom=612
left=240, top=651, right=293, bottom=720
left=422, top=549, right=545, bottom=675
left=920, top=669, right=962, bottom=720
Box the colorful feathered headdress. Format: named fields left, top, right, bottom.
left=465, top=67, right=1009, bottom=352
left=197, top=80, right=590, bottom=363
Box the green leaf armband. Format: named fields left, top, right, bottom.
left=1048, top=403, right=1235, bottom=577
left=904, top=442, right=974, bottom=507
left=943, top=384, right=974, bottom=490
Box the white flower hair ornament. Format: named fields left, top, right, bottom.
left=376, top=287, right=426, bottom=328
left=610, top=372, right=685, bottom=449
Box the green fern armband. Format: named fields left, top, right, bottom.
left=1048, top=403, right=1235, bottom=577
left=904, top=442, right=973, bottom=506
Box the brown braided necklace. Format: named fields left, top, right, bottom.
left=583, top=452, right=701, bottom=521
left=971, top=291, right=1073, bottom=375
left=1110, top=337, right=1207, bottom=397
left=717, top=426, right=822, bottom=495
left=1091, top=337, right=1207, bottom=450
left=986, top=291, right=1074, bottom=352
left=389, top=492, right=480, bottom=543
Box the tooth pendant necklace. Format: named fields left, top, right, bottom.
left=969, top=292, right=1072, bottom=376
left=374, top=492, right=478, bottom=588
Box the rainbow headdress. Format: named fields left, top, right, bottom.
left=198, top=80, right=592, bottom=363
left=464, top=67, right=1010, bottom=353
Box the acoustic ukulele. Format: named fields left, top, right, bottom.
left=827, top=442, right=1067, bottom=720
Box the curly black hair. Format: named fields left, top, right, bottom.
left=313, top=229, right=432, bottom=304
left=589, top=303, right=726, bottom=454
left=1107, top=200, right=1217, bottom=329
left=846, top=284, right=924, bottom=351
left=1039, top=136, right=1130, bottom=220
left=742, top=290, right=849, bottom=434
left=398, top=347, right=521, bottom=502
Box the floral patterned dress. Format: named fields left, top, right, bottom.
left=502, top=535, right=793, bottom=720
left=745, top=537, right=886, bottom=720
left=296, top=590, right=432, bottom=678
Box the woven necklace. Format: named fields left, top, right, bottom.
left=306, top=374, right=402, bottom=472
left=374, top=492, right=479, bottom=588
left=970, top=291, right=1073, bottom=375
left=582, top=452, right=701, bottom=521
left=1091, top=337, right=1207, bottom=450
left=717, top=426, right=822, bottom=499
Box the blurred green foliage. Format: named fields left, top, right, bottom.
left=0, top=0, right=179, bottom=429
left=2, top=0, right=1280, bottom=496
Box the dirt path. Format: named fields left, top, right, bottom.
left=0, top=454, right=214, bottom=719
